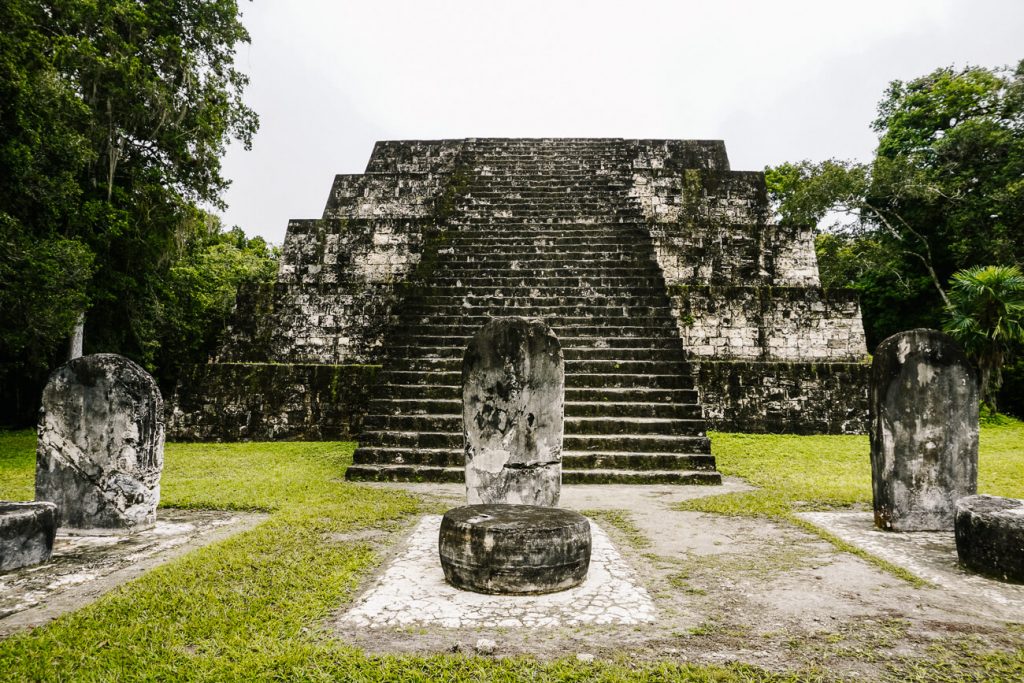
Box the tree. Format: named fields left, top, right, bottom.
left=766, top=60, right=1024, bottom=350
left=49, top=0, right=259, bottom=362
left=943, top=265, right=1024, bottom=413
left=0, top=0, right=260, bottom=425
left=154, top=214, right=278, bottom=390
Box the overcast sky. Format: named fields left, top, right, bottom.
left=218, top=1, right=1024, bottom=244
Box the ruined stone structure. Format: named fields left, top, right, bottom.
left=169, top=138, right=869, bottom=482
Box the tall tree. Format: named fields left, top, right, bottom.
left=0, top=0, right=259, bottom=424
left=767, top=60, right=1024, bottom=350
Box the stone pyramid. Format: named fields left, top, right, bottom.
left=170, top=139, right=869, bottom=485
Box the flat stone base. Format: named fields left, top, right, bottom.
left=0, top=502, right=58, bottom=572
left=955, top=495, right=1024, bottom=583
left=439, top=504, right=591, bottom=595
left=0, top=508, right=266, bottom=636
left=338, top=514, right=654, bottom=628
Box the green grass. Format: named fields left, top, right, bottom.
left=0, top=432, right=807, bottom=682
left=1, top=424, right=1022, bottom=681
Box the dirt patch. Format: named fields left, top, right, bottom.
left=328, top=481, right=1024, bottom=678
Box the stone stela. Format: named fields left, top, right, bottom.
left=36, top=354, right=165, bottom=534
left=869, top=329, right=978, bottom=532
left=439, top=317, right=592, bottom=595
left=462, top=317, right=564, bottom=506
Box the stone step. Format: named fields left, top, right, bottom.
left=436, top=263, right=659, bottom=275
left=351, top=447, right=715, bottom=471
left=367, top=398, right=702, bottom=419
left=378, top=383, right=700, bottom=403
left=436, top=240, right=655, bottom=251
left=358, top=430, right=709, bottom=453
left=361, top=413, right=704, bottom=436
left=426, top=276, right=667, bottom=288
left=409, top=294, right=671, bottom=308
left=410, top=285, right=669, bottom=298
left=402, top=307, right=673, bottom=321
left=393, top=335, right=681, bottom=349
left=344, top=463, right=721, bottom=485
left=386, top=345, right=682, bottom=361
left=389, top=357, right=690, bottom=375
left=377, top=370, right=693, bottom=390
left=399, top=323, right=678, bottom=339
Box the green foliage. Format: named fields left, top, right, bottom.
left=155, top=216, right=278, bottom=389
left=767, top=60, right=1024, bottom=350
left=0, top=0, right=261, bottom=423
left=0, top=218, right=93, bottom=372
left=944, top=265, right=1024, bottom=411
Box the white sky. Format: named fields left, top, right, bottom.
left=219, top=0, right=1024, bottom=244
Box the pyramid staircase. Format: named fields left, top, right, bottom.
left=346, top=139, right=721, bottom=484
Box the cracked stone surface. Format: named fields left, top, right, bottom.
left=869, top=329, right=978, bottom=531
left=0, top=508, right=266, bottom=636
left=463, top=317, right=564, bottom=506
left=36, top=354, right=165, bottom=532
left=800, top=511, right=1024, bottom=618
left=338, top=515, right=654, bottom=628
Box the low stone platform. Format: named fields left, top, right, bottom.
left=0, top=502, right=58, bottom=572
left=0, top=508, right=266, bottom=636
left=439, top=505, right=591, bottom=594
left=955, top=495, right=1024, bottom=583
left=339, top=515, right=653, bottom=628
left=799, top=510, right=1024, bottom=613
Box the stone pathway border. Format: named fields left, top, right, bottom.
left=0, top=508, right=266, bottom=636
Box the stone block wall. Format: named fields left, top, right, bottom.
left=694, top=360, right=869, bottom=434
left=671, top=286, right=866, bottom=361
left=627, top=143, right=868, bottom=432
left=169, top=363, right=379, bottom=441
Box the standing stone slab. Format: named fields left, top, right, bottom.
left=0, top=501, right=58, bottom=572
left=869, top=329, right=978, bottom=531
left=36, top=354, right=164, bottom=533
left=463, top=317, right=564, bottom=506
left=955, top=495, right=1024, bottom=583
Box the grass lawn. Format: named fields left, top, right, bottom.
left=0, top=420, right=1022, bottom=682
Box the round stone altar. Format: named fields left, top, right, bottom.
left=955, top=494, right=1024, bottom=583
left=438, top=504, right=592, bottom=595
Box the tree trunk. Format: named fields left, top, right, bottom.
left=68, top=312, right=84, bottom=360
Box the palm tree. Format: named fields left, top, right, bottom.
left=943, top=265, right=1024, bottom=413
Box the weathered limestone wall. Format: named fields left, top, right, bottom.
left=694, top=360, right=869, bottom=434
left=169, top=363, right=379, bottom=441
left=627, top=142, right=867, bottom=433
left=169, top=142, right=464, bottom=440
left=672, top=286, right=866, bottom=361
